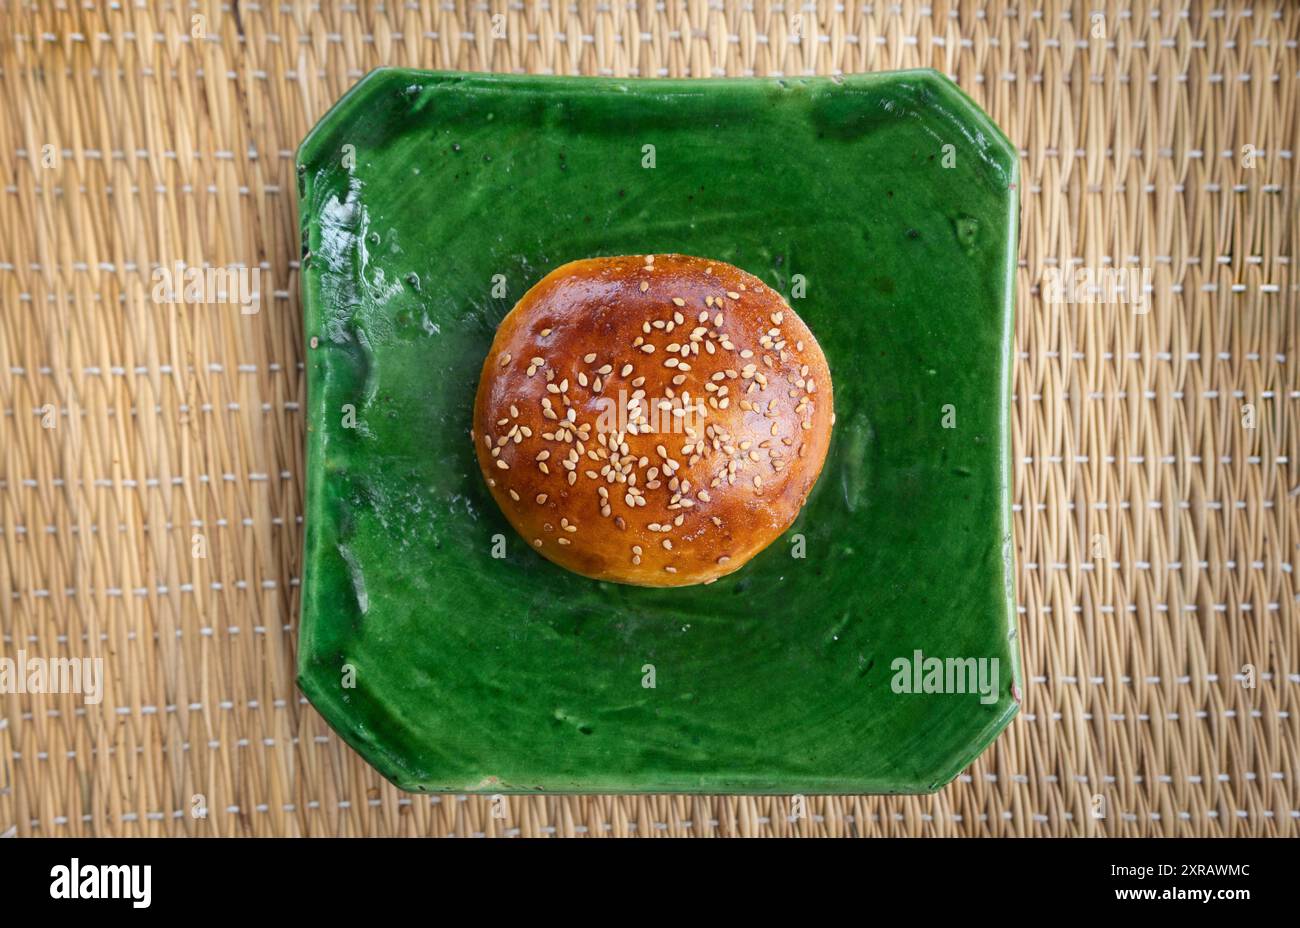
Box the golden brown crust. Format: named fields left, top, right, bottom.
left=472, top=254, right=834, bottom=587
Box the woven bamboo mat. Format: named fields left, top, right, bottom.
left=0, top=0, right=1295, bottom=838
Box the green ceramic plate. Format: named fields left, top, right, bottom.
left=297, top=68, right=1021, bottom=794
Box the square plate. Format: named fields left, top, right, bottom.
left=297, top=68, right=1020, bottom=793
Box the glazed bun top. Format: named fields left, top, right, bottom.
left=472, top=254, right=834, bottom=587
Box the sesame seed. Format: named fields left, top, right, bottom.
left=498, top=353, right=511, bottom=366
left=540, top=328, right=552, bottom=336
left=583, top=352, right=597, bottom=363
left=496, top=459, right=509, bottom=470
left=621, top=363, right=633, bottom=377
left=536, top=493, right=548, bottom=504
left=640, top=344, right=655, bottom=354
left=672, top=297, right=685, bottom=307
left=640, top=281, right=649, bottom=292
left=727, top=291, right=740, bottom=299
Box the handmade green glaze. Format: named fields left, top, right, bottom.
left=297, top=68, right=1020, bottom=793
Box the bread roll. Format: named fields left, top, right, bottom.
left=472, top=254, right=834, bottom=587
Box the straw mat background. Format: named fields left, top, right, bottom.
left=0, top=0, right=1296, bottom=837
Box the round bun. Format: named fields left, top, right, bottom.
left=472, top=254, right=834, bottom=587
